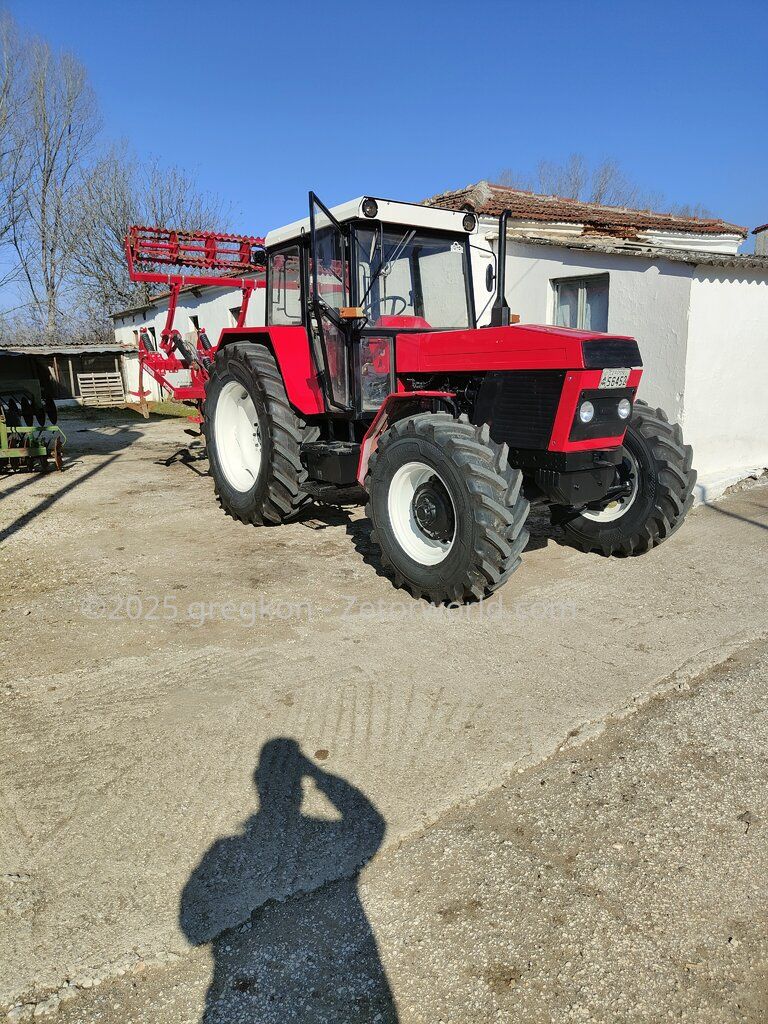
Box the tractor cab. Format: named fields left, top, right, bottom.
left=264, top=193, right=478, bottom=418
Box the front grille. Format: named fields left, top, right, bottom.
left=582, top=338, right=642, bottom=368
left=473, top=370, right=565, bottom=448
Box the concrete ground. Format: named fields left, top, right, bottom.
left=1, top=409, right=767, bottom=1022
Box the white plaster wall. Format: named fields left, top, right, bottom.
left=112, top=284, right=266, bottom=344
left=684, top=268, right=768, bottom=497
left=472, top=229, right=693, bottom=422
left=112, top=285, right=267, bottom=402
left=172, top=284, right=267, bottom=336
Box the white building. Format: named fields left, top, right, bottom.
left=112, top=182, right=768, bottom=500
left=112, top=281, right=266, bottom=403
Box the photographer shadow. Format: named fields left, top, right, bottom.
left=180, top=738, right=398, bottom=1023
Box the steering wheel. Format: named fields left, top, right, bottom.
left=382, top=295, right=408, bottom=316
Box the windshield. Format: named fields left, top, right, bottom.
left=354, top=226, right=472, bottom=329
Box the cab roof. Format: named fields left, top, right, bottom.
left=264, top=196, right=476, bottom=249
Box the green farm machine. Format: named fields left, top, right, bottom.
left=0, top=355, right=65, bottom=472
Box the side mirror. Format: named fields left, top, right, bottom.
left=486, top=263, right=496, bottom=293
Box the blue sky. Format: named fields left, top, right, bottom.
left=9, top=0, right=768, bottom=239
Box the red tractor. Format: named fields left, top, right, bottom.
left=128, top=194, right=696, bottom=603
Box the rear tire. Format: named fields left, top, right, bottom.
left=366, top=412, right=530, bottom=603
left=555, top=401, right=696, bottom=556
left=204, top=342, right=317, bottom=525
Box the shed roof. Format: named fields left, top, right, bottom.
left=0, top=339, right=133, bottom=355
left=424, top=181, right=748, bottom=239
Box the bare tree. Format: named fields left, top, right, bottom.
left=667, top=201, right=715, bottom=219
left=497, top=154, right=664, bottom=211
left=9, top=39, right=100, bottom=338
left=0, top=13, right=228, bottom=342
left=68, top=148, right=227, bottom=326
left=0, top=13, right=27, bottom=282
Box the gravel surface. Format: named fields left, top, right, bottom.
left=2, top=409, right=767, bottom=1022
left=13, top=637, right=766, bottom=1024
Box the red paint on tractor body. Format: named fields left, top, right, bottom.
left=217, top=327, right=325, bottom=415
left=357, top=391, right=456, bottom=486
left=549, top=368, right=642, bottom=451
left=395, top=324, right=643, bottom=452
left=395, top=324, right=635, bottom=374
left=124, top=222, right=643, bottom=460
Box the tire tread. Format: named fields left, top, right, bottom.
left=204, top=343, right=318, bottom=526
left=366, top=412, right=530, bottom=602
left=561, top=400, right=695, bottom=556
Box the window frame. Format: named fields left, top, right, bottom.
left=266, top=242, right=306, bottom=327
left=350, top=222, right=476, bottom=331
left=551, top=273, right=609, bottom=332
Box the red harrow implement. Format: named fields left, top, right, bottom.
left=124, top=226, right=265, bottom=416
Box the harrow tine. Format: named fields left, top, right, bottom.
left=44, top=395, right=58, bottom=425
left=6, top=398, right=20, bottom=428
left=20, top=395, right=34, bottom=426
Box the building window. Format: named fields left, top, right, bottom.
left=552, top=274, right=609, bottom=332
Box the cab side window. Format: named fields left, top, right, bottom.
left=268, top=246, right=303, bottom=325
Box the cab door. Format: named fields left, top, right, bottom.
left=309, top=192, right=352, bottom=412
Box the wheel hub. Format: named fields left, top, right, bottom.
left=387, top=461, right=457, bottom=566
left=412, top=479, right=455, bottom=542
left=214, top=380, right=263, bottom=493
left=582, top=451, right=639, bottom=523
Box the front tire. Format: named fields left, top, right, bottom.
left=366, top=413, right=530, bottom=603
left=204, top=342, right=316, bottom=525
left=555, top=401, right=696, bottom=556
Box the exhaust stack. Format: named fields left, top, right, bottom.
left=490, top=209, right=512, bottom=327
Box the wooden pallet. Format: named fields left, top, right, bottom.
left=77, top=372, right=125, bottom=407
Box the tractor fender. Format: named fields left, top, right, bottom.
left=215, top=326, right=324, bottom=416
left=357, top=391, right=456, bottom=487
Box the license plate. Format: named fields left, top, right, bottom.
left=598, top=367, right=630, bottom=389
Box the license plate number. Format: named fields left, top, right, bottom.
left=598, top=367, right=630, bottom=389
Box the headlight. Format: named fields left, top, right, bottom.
left=362, top=198, right=379, bottom=218
left=462, top=213, right=476, bottom=232
left=617, top=398, right=632, bottom=420
left=579, top=400, right=595, bottom=424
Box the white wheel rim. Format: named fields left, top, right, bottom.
left=582, top=451, right=640, bottom=523
left=387, top=461, right=456, bottom=565
left=214, top=380, right=263, bottom=493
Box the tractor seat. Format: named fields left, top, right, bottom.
left=373, top=315, right=432, bottom=330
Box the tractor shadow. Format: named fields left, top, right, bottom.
left=180, top=738, right=398, bottom=1023
left=524, top=506, right=561, bottom=551
left=153, top=441, right=208, bottom=476
left=294, top=501, right=558, bottom=597
left=344, top=504, right=556, bottom=583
